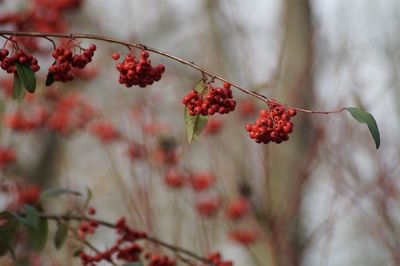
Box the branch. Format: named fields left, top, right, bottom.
left=40, top=213, right=215, bottom=266
left=0, top=29, right=345, bottom=115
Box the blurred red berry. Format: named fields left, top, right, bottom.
left=225, top=197, right=250, bottom=220
left=191, top=172, right=215, bottom=192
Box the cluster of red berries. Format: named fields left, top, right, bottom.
left=145, top=253, right=176, bottom=266
left=77, top=208, right=99, bottom=239
left=0, top=147, right=16, bottom=168
left=0, top=48, right=40, bottom=74
left=204, top=118, right=223, bottom=135
left=225, top=197, right=250, bottom=220
left=245, top=100, right=296, bottom=144
left=164, top=169, right=186, bottom=189
left=182, top=82, right=236, bottom=116
left=46, top=92, right=94, bottom=134
left=114, top=50, right=165, bottom=88
left=5, top=109, right=47, bottom=132
left=199, top=252, right=233, bottom=266
left=89, top=121, right=121, bottom=143
left=191, top=172, right=215, bottom=192
left=196, top=195, right=221, bottom=217
left=80, top=217, right=147, bottom=265
left=228, top=228, right=257, bottom=245
left=15, top=184, right=40, bottom=207
left=48, top=45, right=96, bottom=82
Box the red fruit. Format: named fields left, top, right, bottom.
left=223, top=82, right=231, bottom=89
left=89, top=121, right=120, bottom=143
left=89, top=44, right=97, bottom=51
left=196, top=195, right=221, bottom=217
left=225, top=197, right=250, bottom=220
left=245, top=102, right=295, bottom=144
left=16, top=185, right=40, bottom=206
left=191, top=172, right=215, bottom=192
left=287, top=108, right=297, bottom=117
left=228, top=228, right=257, bottom=245
left=204, top=118, right=223, bottom=135
left=88, top=207, right=96, bottom=215
left=164, top=169, right=186, bottom=189
left=112, top=53, right=120, bottom=60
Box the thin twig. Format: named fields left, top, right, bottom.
left=39, top=213, right=215, bottom=265
left=0, top=29, right=346, bottom=115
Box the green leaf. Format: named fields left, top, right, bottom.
left=184, top=80, right=209, bottom=144
left=184, top=108, right=208, bottom=144
left=54, top=222, right=68, bottom=249
left=15, top=62, right=36, bottom=93
left=13, top=205, right=48, bottom=252
left=345, top=107, right=380, bottom=149
left=13, top=205, right=39, bottom=230
left=0, top=212, right=20, bottom=257
left=45, top=73, right=55, bottom=87
left=39, top=188, right=81, bottom=203
left=123, top=263, right=144, bottom=266
left=26, top=216, right=48, bottom=252
left=12, top=74, right=25, bottom=101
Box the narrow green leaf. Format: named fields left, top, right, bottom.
left=27, top=217, right=48, bottom=252
left=15, top=62, right=36, bottom=93
left=54, top=222, right=68, bottom=249
left=184, top=108, right=208, bottom=144
left=0, top=212, right=20, bottom=256
left=184, top=80, right=208, bottom=144
left=13, top=205, right=39, bottom=230
left=123, top=263, right=144, bottom=266
left=39, top=188, right=81, bottom=203
left=345, top=107, right=381, bottom=149
left=45, top=73, right=55, bottom=87
left=12, top=74, right=25, bottom=101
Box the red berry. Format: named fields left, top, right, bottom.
left=89, top=44, right=97, bottom=51
left=112, top=53, right=120, bottom=60
left=287, top=108, right=297, bottom=117
left=88, top=207, right=96, bottom=215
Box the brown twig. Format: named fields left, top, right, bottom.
left=0, top=29, right=346, bottom=115
left=39, top=213, right=215, bottom=265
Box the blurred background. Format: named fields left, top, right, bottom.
left=0, top=0, right=398, bottom=265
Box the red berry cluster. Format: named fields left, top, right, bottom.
left=196, top=195, right=221, bottom=217
left=115, top=50, right=165, bottom=88
left=191, top=172, right=215, bottom=192
left=225, top=197, right=250, bottom=220
left=145, top=253, right=176, bottom=266
left=80, top=217, right=147, bottom=266
left=48, top=44, right=96, bottom=82
left=0, top=48, right=40, bottom=74
left=5, top=109, right=47, bottom=132
left=15, top=184, right=40, bottom=207
left=199, top=252, right=233, bottom=266
left=204, top=118, right=223, bottom=135
left=182, top=82, right=236, bottom=116
left=0, top=147, right=16, bottom=168
left=164, top=169, right=186, bottom=189
left=78, top=220, right=99, bottom=239
left=46, top=92, right=94, bottom=134
left=228, top=228, right=257, bottom=245
left=78, top=208, right=99, bottom=239
left=245, top=100, right=296, bottom=144
left=89, top=121, right=121, bottom=143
